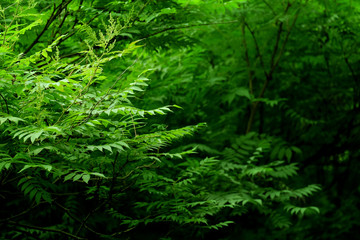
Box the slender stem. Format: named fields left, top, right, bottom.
left=7, top=221, right=85, bottom=240
left=344, top=56, right=359, bottom=109
left=270, top=23, right=283, bottom=70
left=108, top=151, right=120, bottom=204
left=0, top=202, right=43, bottom=224
left=269, top=8, right=300, bottom=76
left=244, top=21, right=268, bottom=78
left=0, top=93, right=9, bottom=114
left=130, top=0, right=153, bottom=26
left=56, top=13, right=100, bottom=48
left=75, top=200, right=106, bottom=235
left=241, top=21, right=253, bottom=95
left=3, top=2, right=20, bottom=45
left=246, top=2, right=298, bottom=133
left=262, top=0, right=277, bottom=15
left=23, top=0, right=73, bottom=55
left=55, top=201, right=105, bottom=237
left=246, top=75, right=271, bottom=134
left=144, top=20, right=239, bottom=39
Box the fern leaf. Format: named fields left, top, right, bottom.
left=284, top=204, right=320, bottom=215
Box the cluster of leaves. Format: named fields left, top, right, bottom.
left=0, top=1, right=208, bottom=238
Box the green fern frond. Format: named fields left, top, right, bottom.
left=292, top=184, right=322, bottom=198
left=269, top=212, right=292, bottom=228
left=18, top=177, right=52, bottom=204
left=284, top=204, right=320, bottom=216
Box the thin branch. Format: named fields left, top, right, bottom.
left=246, top=2, right=297, bottom=133
left=108, top=151, right=120, bottom=204
left=51, top=7, right=70, bottom=41
left=246, top=77, right=270, bottom=134
left=75, top=200, right=107, bottom=236
left=262, top=0, right=277, bottom=15
left=118, top=161, right=158, bottom=181
left=110, top=226, right=137, bottom=237
left=130, top=113, right=137, bottom=137
left=50, top=191, right=85, bottom=196
left=2, top=2, right=20, bottom=45
left=7, top=221, right=86, bottom=240
left=130, top=0, right=153, bottom=26
left=23, top=0, right=73, bottom=55
left=344, top=56, right=359, bottom=109
left=270, top=24, right=283, bottom=69
left=241, top=21, right=253, bottom=95
left=269, top=2, right=291, bottom=69
left=144, top=20, right=239, bottom=39
left=0, top=202, right=43, bottom=224
left=269, top=7, right=300, bottom=76
left=0, top=93, right=9, bottom=114
left=55, top=201, right=105, bottom=237
left=343, top=57, right=358, bottom=86
left=69, top=0, right=84, bottom=30
left=57, top=9, right=69, bottom=30
left=244, top=21, right=267, bottom=78
left=56, top=13, right=100, bottom=48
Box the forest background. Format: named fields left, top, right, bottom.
left=0, top=0, right=359, bottom=239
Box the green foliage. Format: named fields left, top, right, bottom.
left=3, top=0, right=358, bottom=239
left=0, top=1, right=212, bottom=238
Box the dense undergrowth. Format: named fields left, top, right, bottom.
left=1, top=0, right=359, bottom=239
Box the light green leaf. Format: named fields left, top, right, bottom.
left=5, top=162, right=11, bottom=170
left=73, top=174, right=83, bottom=181
left=102, top=145, right=112, bottom=153
left=64, top=172, right=76, bottom=182
left=90, top=172, right=105, bottom=178
left=19, top=165, right=32, bottom=173
left=30, top=130, right=44, bottom=143
left=234, top=87, right=251, bottom=100
left=41, top=165, right=52, bottom=172
left=82, top=174, right=91, bottom=184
